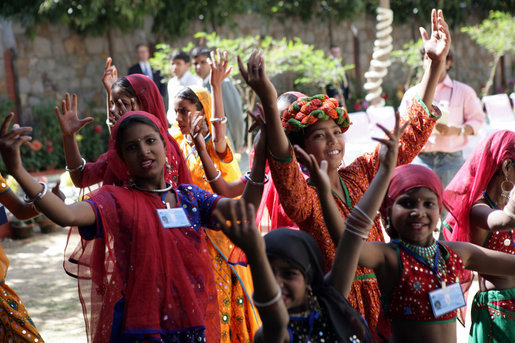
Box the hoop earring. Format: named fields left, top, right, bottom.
left=501, top=178, right=513, bottom=198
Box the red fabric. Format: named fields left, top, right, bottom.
left=443, top=130, right=515, bottom=242
left=81, top=74, right=192, bottom=188
left=380, top=164, right=443, bottom=220
left=385, top=243, right=465, bottom=322
left=67, top=111, right=219, bottom=342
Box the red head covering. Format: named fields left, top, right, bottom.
left=444, top=130, right=515, bottom=242
left=80, top=75, right=192, bottom=188
left=69, top=111, right=219, bottom=342
left=380, top=164, right=443, bottom=220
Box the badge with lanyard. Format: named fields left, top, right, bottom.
left=156, top=193, right=191, bottom=229
left=394, top=240, right=465, bottom=317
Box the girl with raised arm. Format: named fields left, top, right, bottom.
left=211, top=96, right=405, bottom=342
left=443, top=130, right=515, bottom=342
left=0, top=109, right=266, bottom=342
left=237, top=9, right=449, bottom=339
left=57, top=66, right=191, bottom=188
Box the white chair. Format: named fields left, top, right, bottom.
left=343, top=112, right=376, bottom=165
left=367, top=106, right=396, bottom=137
left=482, top=94, right=514, bottom=123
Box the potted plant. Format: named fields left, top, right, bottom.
left=11, top=218, right=35, bottom=239
left=36, top=214, right=57, bottom=234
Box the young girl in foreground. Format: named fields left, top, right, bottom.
left=0, top=110, right=266, bottom=342
left=212, top=98, right=407, bottom=342
left=237, top=9, right=449, bottom=339
left=307, top=159, right=515, bottom=343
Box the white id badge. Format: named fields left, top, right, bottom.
left=156, top=208, right=191, bottom=228
left=428, top=282, right=465, bottom=318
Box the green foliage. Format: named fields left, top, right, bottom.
left=0, top=96, right=14, bottom=116
left=461, top=11, right=515, bottom=96
left=461, top=11, right=515, bottom=57
left=76, top=106, right=110, bottom=164
left=391, top=39, right=423, bottom=88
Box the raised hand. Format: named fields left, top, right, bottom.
left=249, top=103, right=267, bottom=154
left=294, top=145, right=331, bottom=194
left=209, top=49, right=232, bottom=87
left=108, top=97, right=137, bottom=127
left=55, top=93, right=94, bottom=136
left=189, top=111, right=206, bottom=150
left=213, top=199, right=263, bottom=255
left=0, top=113, right=33, bottom=175
left=371, top=111, right=408, bottom=172
left=420, top=9, right=451, bottom=63
left=102, top=57, right=118, bottom=93
left=237, top=50, right=277, bottom=101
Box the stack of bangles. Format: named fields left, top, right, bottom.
left=244, top=171, right=269, bottom=186
left=252, top=285, right=282, bottom=310
left=344, top=205, right=374, bottom=239
left=23, top=182, right=49, bottom=205
left=65, top=157, right=86, bottom=173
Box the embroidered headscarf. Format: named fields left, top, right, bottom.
left=380, top=164, right=443, bottom=222
left=282, top=94, right=350, bottom=133
left=187, top=86, right=213, bottom=130
left=443, top=130, right=515, bottom=242
left=265, top=228, right=373, bottom=342
left=80, top=74, right=192, bottom=188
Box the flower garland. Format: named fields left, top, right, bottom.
left=282, top=94, right=351, bottom=133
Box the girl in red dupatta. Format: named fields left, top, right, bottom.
left=236, top=9, right=449, bottom=340
left=56, top=71, right=191, bottom=189
left=0, top=110, right=267, bottom=342
left=443, top=130, right=515, bottom=342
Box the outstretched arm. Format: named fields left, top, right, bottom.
left=418, top=9, right=451, bottom=109
left=299, top=112, right=406, bottom=297
left=210, top=49, right=231, bottom=154
left=445, top=241, right=515, bottom=277
left=0, top=114, right=95, bottom=227
left=213, top=200, right=289, bottom=343
left=55, top=93, right=94, bottom=187
left=238, top=51, right=290, bottom=159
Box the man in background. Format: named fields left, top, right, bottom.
left=192, top=47, right=245, bottom=151
left=167, top=50, right=202, bottom=125
left=128, top=43, right=166, bottom=97
left=325, top=45, right=350, bottom=106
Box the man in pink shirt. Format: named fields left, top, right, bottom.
left=399, top=48, right=485, bottom=230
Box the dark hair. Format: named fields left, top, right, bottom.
left=112, top=77, right=137, bottom=98
left=136, top=43, right=149, bottom=51
left=191, top=47, right=211, bottom=58
left=277, top=93, right=308, bottom=148
left=171, top=50, right=191, bottom=63
left=116, top=115, right=164, bottom=156
left=175, top=87, right=203, bottom=111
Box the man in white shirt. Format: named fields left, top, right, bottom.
left=128, top=44, right=166, bottom=97
left=192, top=47, right=245, bottom=150
left=167, top=51, right=202, bottom=125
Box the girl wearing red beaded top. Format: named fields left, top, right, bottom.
left=237, top=8, right=449, bottom=340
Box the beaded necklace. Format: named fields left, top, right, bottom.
left=401, top=239, right=447, bottom=279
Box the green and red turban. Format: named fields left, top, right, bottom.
left=281, top=94, right=351, bottom=133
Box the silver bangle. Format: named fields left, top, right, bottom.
left=204, top=169, right=222, bottom=183
left=353, top=205, right=374, bottom=225
left=210, top=117, right=227, bottom=124
left=244, top=171, right=269, bottom=186
left=253, top=285, right=282, bottom=308
left=344, top=222, right=369, bottom=239
left=65, top=157, right=86, bottom=172
left=23, top=182, right=48, bottom=204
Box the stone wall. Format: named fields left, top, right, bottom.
left=0, top=12, right=512, bottom=120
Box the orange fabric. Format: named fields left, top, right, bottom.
left=268, top=99, right=437, bottom=340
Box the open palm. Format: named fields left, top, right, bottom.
left=55, top=93, right=93, bottom=136
left=421, top=9, right=451, bottom=63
